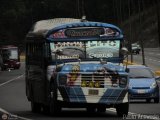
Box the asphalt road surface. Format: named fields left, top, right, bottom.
left=129, top=48, right=160, bottom=71
left=0, top=48, right=160, bottom=120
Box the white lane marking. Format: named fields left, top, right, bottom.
left=148, top=53, right=154, bottom=55
left=147, top=52, right=160, bottom=56
left=0, top=74, right=24, bottom=87
left=143, top=57, right=160, bottom=63
left=0, top=73, right=32, bottom=120
left=0, top=108, right=32, bottom=120
left=107, top=108, right=159, bottom=120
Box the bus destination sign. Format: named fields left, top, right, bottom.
left=65, top=28, right=104, bottom=37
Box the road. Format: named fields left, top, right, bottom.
left=129, top=48, right=160, bottom=71
left=0, top=48, right=160, bottom=120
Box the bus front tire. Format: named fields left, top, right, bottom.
left=31, top=101, right=41, bottom=113
left=116, top=102, right=129, bottom=117
left=49, top=79, right=62, bottom=115
left=50, top=96, right=61, bottom=115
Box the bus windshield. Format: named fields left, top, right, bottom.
left=50, top=40, right=120, bottom=60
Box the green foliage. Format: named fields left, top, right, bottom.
left=0, top=0, right=158, bottom=48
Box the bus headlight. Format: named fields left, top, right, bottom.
left=119, top=77, right=127, bottom=87
left=81, top=80, right=87, bottom=87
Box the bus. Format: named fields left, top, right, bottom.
left=25, top=18, right=129, bottom=116
left=0, top=45, right=20, bottom=70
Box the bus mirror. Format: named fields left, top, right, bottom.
left=120, top=47, right=129, bottom=56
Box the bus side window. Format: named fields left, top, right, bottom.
left=27, top=43, right=43, bottom=66
left=44, top=43, right=50, bottom=58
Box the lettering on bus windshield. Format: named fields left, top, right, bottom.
left=50, top=40, right=120, bottom=60
left=86, top=41, right=120, bottom=58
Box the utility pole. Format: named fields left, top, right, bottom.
left=138, top=0, right=145, bottom=65
left=30, top=0, right=33, bottom=24
left=155, top=0, right=160, bottom=48
left=76, top=0, right=85, bottom=18
left=128, top=0, right=133, bottom=63
left=119, top=0, right=122, bottom=27
left=81, top=0, right=85, bottom=17
left=76, top=0, right=81, bottom=18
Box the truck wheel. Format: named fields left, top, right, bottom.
left=31, top=101, right=41, bottom=113
left=116, top=102, right=129, bottom=117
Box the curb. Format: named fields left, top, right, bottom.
left=155, top=71, right=160, bottom=76
left=123, top=60, right=136, bottom=65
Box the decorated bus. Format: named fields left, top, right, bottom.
left=25, top=18, right=129, bottom=116
left=0, top=45, right=20, bottom=70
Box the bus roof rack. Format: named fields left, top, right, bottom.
left=33, top=18, right=81, bottom=33
left=27, top=18, right=82, bottom=38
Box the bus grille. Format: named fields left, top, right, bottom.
left=81, top=74, right=115, bottom=88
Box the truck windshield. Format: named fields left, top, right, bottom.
left=50, top=40, right=120, bottom=60
left=2, top=48, right=18, bottom=60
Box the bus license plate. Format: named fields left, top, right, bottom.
left=88, top=89, right=99, bottom=95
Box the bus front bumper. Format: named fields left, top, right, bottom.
left=57, top=87, right=129, bottom=104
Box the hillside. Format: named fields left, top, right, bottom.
left=121, top=6, right=159, bottom=48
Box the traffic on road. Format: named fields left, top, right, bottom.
left=0, top=60, right=160, bottom=120
left=0, top=18, right=160, bottom=120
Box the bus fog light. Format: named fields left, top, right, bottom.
left=81, top=80, right=87, bottom=87
left=94, top=81, right=100, bottom=88
left=88, top=81, right=94, bottom=87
